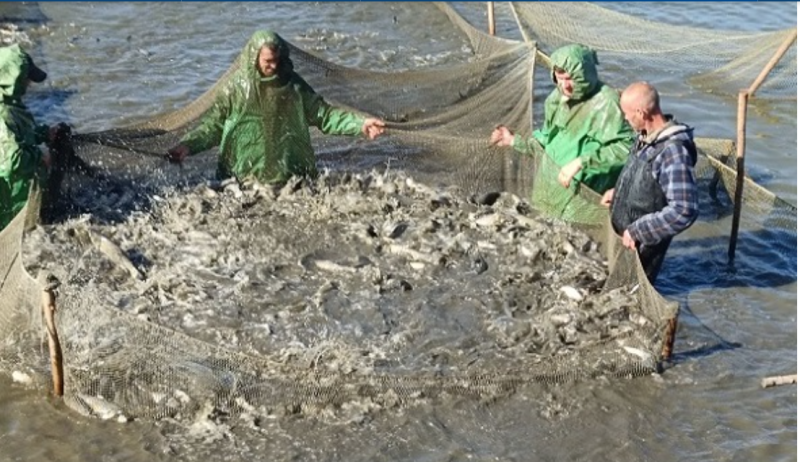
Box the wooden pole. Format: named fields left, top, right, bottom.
left=727, top=29, right=794, bottom=261
left=507, top=1, right=552, bottom=68
left=727, top=90, right=748, bottom=262
left=747, top=28, right=797, bottom=97
left=41, top=287, right=63, bottom=397
left=661, top=315, right=679, bottom=361
left=487, top=2, right=496, bottom=36
left=762, top=374, right=797, bottom=388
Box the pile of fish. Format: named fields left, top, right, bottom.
left=23, top=171, right=656, bottom=381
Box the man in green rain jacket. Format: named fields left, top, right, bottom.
left=490, top=44, right=634, bottom=222
left=0, top=44, right=59, bottom=231
left=168, top=30, right=385, bottom=183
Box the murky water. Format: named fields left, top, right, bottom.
left=0, top=2, right=796, bottom=461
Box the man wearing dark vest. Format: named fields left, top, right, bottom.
left=600, top=81, right=698, bottom=284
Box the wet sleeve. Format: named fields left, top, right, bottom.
left=628, top=145, right=699, bottom=245
left=511, top=133, right=543, bottom=157
left=0, top=120, right=39, bottom=212
left=300, top=82, right=364, bottom=137
left=576, top=101, right=634, bottom=174
left=0, top=120, right=23, bottom=181
left=531, top=123, right=550, bottom=148
left=513, top=91, right=555, bottom=157
left=180, top=88, right=232, bottom=155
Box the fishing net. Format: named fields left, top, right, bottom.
left=0, top=2, right=795, bottom=422
left=509, top=2, right=797, bottom=101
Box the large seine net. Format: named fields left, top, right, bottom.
left=510, top=2, right=797, bottom=100
left=0, top=2, right=795, bottom=422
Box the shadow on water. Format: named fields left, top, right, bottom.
left=665, top=300, right=743, bottom=368
left=655, top=227, right=794, bottom=366
left=26, top=87, right=76, bottom=126
left=657, top=227, right=797, bottom=299
left=668, top=340, right=743, bottom=366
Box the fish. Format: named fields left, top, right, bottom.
left=90, top=231, right=144, bottom=281
left=382, top=221, right=409, bottom=240
left=386, top=244, right=440, bottom=265
left=72, top=394, right=127, bottom=421
left=472, top=213, right=501, bottom=228
left=314, top=260, right=357, bottom=274
left=622, top=346, right=650, bottom=360
left=11, top=370, right=33, bottom=385
left=559, top=286, right=584, bottom=302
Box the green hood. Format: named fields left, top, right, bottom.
left=0, top=45, right=49, bottom=231
left=0, top=44, right=32, bottom=101
left=180, top=29, right=365, bottom=184
left=239, top=30, right=295, bottom=85
left=549, top=44, right=600, bottom=102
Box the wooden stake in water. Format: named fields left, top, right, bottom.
left=487, top=2, right=495, bottom=36
left=730, top=28, right=796, bottom=261
left=660, top=316, right=679, bottom=361
left=728, top=90, right=748, bottom=263
left=42, top=287, right=63, bottom=397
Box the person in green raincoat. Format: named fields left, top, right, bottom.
left=167, top=30, right=386, bottom=183
left=0, top=44, right=62, bottom=231
left=490, top=44, right=634, bottom=223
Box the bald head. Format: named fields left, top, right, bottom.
left=619, top=81, right=663, bottom=133
left=622, top=81, right=660, bottom=113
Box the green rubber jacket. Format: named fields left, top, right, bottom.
left=512, top=44, right=634, bottom=222
left=0, top=45, right=47, bottom=230
left=181, top=30, right=366, bottom=183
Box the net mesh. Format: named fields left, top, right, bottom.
left=510, top=2, right=797, bottom=100
left=0, top=2, right=795, bottom=421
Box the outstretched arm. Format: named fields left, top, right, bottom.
left=299, top=79, right=382, bottom=138
left=175, top=86, right=234, bottom=157
left=361, top=118, right=385, bottom=140
left=489, top=125, right=545, bottom=157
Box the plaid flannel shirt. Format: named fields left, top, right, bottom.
left=627, top=128, right=699, bottom=246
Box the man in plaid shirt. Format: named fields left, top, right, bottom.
left=600, top=82, right=698, bottom=284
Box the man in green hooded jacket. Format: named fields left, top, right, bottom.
left=490, top=44, right=634, bottom=223
left=0, top=44, right=62, bottom=231
left=167, top=30, right=385, bottom=183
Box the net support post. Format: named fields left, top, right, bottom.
left=660, top=314, right=679, bottom=361
left=729, top=28, right=794, bottom=262
left=727, top=90, right=748, bottom=263
left=41, top=284, right=64, bottom=397
left=487, top=2, right=496, bottom=36
left=747, top=28, right=797, bottom=97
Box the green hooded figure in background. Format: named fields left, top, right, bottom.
left=491, top=44, right=634, bottom=223
left=168, top=30, right=385, bottom=183
left=0, top=44, right=52, bottom=231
